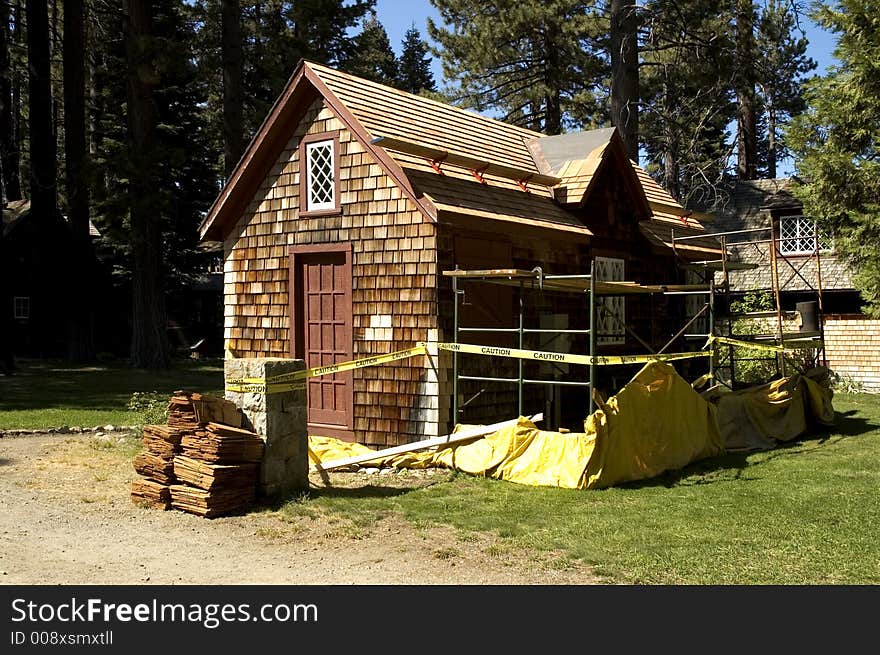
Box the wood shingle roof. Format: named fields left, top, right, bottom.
left=200, top=59, right=720, bottom=261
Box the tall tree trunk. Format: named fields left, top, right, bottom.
left=221, top=0, right=243, bottom=180
left=51, top=0, right=59, bottom=151
left=543, top=27, right=562, bottom=135
left=610, top=0, right=639, bottom=162
left=27, top=0, right=57, bottom=219
left=64, top=0, right=88, bottom=237
left=8, top=0, right=22, bottom=200
left=0, top=0, right=11, bottom=203
left=64, top=0, right=95, bottom=361
left=735, top=0, right=757, bottom=180
left=125, top=0, right=169, bottom=369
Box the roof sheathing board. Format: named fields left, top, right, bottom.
left=532, top=128, right=617, bottom=173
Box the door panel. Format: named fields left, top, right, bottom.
left=292, top=246, right=353, bottom=436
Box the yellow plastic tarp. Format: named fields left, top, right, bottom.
left=308, top=362, right=833, bottom=490
left=711, top=368, right=834, bottom=452
left=309, top=361, right=729, bottom=490
left=582, top=360, right=724, bottom=488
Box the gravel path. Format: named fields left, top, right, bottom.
left=0, top=433, right=600, bottom=585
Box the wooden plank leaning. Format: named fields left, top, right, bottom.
left=313, top=413, right=543, bottom=472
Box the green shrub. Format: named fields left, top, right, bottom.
left=127, top=391, right=169, bottom=425
left=829, top=371, right=866, bottom=394
left=726, top=291, right=778, bottom=385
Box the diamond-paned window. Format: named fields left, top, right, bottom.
left=779, top=215, right=832, bottom=255
left=306, top=140, right=335, bottom=211
left=595, top=256, right=625, bottom=345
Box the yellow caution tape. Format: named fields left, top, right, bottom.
left=424, top=341, right=710, bottom=366
left=225, top=380, right=307, bottom=394
left=226, top=340, right=718, bottom=394
left=225, top=345, right=428, bottom=394
left=707, top=335, right=823, bottom=353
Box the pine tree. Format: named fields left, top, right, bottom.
left=639, top=0, right=737, bottom=205
left=788, top=0, right=880, bottom=316
left=27, top=0, right=56, bottom=220
left=398, top=24, right=435, bottom=94
left=347, top=11, right=398, bottom=85
left=610, top=0, right=639, bottom=161
left=0, top=0, right=12, bottom=202
left=192, top=0, right=373, bottom=180
left=124, top=0, right=169, bottom=369
left=221, top=0, right=244, bottom=179
left=246, top=0, right=372, bottom=131
left=63, top=0, right=96, bottom=361
left=89, top=0, right=216, bottom=365
left=755, top=0, right=816, bottom=178
left=735, top=0, right=758, bottom=180
left=428, top=0, right=607, bottom=134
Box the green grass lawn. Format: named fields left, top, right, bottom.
left=4, top=358, right=878, bottom=583
left=287, top=393, right=880, bottom=584
left=0, top=359, right=224, bottom=429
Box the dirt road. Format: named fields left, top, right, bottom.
left=0, top=432, right=599, bottom=585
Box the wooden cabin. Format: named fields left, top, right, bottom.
left=200, top=60, right=721, bottom=447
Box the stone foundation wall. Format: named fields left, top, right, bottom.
left=224, top=358, right=309, bottom=496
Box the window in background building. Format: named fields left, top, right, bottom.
left=13, top=296, right=30, bottom=320
left=594, top=256, right=625, bottom=345
left=779, top=215, right=832, bottom=255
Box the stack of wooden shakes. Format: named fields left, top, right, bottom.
left=171, top=422, right=263, bottom=518
left=132, top=391, right=263, bottom=518
left=131, top=424, right=184, bottom=510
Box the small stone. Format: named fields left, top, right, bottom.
left=379, top=468, right=394, bottom=476
left=104, top=425, right=115, bottom=432
left=95, top=432, right=105, bottom=437
left=92, top=426, right=101, bottom=433
left=363, top=467, right=380, bottom=475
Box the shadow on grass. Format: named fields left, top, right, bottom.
left=825, top=409, right=879, bottom=438
left=0, top=359, right=224, bottom=412
left=617, top=409, right=877, bottom=491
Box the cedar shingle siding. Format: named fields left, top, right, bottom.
left=223, top=100, right=441, bottom=446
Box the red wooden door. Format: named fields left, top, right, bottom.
left=292, top=246, right=353, bottom=437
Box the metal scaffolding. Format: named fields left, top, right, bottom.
left=444, top=261, right=714, bottom=424
left=673, top=219, right=827, bottom=388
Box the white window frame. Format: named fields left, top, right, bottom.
left=779, top=215, right=832, bottom=256
left=305, top=139, right=336, bottom=212
left=13, top=296, right=30, bottom=320
left=594, top=256, right=626, bottom=345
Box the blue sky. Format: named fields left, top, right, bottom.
left=374, top=0, right=839, bottom=80
left=372, top=0, right=839, bottom=175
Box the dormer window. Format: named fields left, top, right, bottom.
left=300, top=131, right=341, bottom=216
